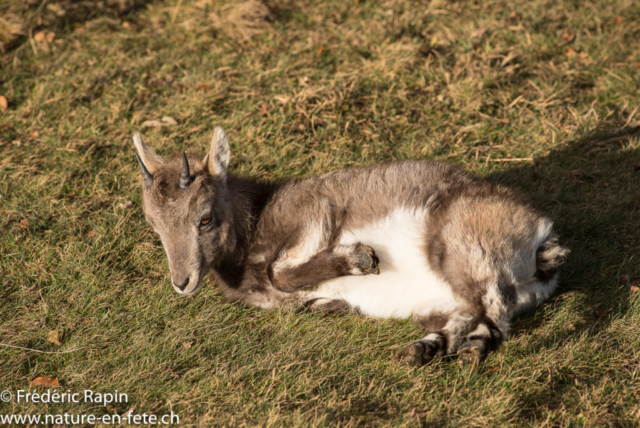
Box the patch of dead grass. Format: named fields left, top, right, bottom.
left=210, top=0, right=274, bottom=41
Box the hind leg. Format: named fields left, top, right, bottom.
left=394, top=332, right=447, bottom=366
left=395, top=311, right=477, bottom=366
left=457, top=321, right=504, bottom=366
left=458, top=286, right=510, bottom=366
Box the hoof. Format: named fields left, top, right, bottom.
left=457, top=339, right=487, bottom=367
left=354, top=244, right=380, bottom=275
left=394, top=340, right=439, bottom=366
left=395, top=342, right=427, bottom=366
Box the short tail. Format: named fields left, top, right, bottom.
left=535, top=234, right=570, bottom=282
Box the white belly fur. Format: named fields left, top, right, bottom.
left=300, top=208, right=461, bottom=318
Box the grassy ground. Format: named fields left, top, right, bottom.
left=2, top=0, right=640, bottom=426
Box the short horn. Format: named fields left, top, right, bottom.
left=179, top=151, right=192, bottom=189
left=135, top=152, right=153, bottom=187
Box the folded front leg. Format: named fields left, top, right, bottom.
left=298, top=298, right=354, bottom=315
left=270, top=243, right=379, bottom=292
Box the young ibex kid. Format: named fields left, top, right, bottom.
left=133, top=128, right=569, bottom=366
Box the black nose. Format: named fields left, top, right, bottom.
left=173, top=277, right=189, bottom=291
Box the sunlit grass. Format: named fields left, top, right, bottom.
left=1, top=0, right=640, bottom=425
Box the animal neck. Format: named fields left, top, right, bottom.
left=212, top=173, right=279, bottom=289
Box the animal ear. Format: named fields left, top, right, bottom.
left=205, top=127, right=231, bottom=179
left=132, top=132, right=164, bottom=175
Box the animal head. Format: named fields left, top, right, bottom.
left=133, top=127, right=232, bottom=295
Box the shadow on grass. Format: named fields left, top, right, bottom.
left=487, top=122, right=640, bottom=415
left=492, top=122, right=640, bottom=319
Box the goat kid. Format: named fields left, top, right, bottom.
left=133, top=127, right=569, bottom=366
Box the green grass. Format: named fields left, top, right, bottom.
left=2, top=0, right=640, bottom=426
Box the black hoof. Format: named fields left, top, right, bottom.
left=457, top=339, right=487, bottom=367
left=394, top=340, right=440, bottom=366
left=354, top=244, right=380, bottom=275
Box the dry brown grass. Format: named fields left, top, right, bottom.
left=1, top=0, right=640, bottom=426
left=209, top=0, right=274, bottom=41
left=0, top=0, right=150, bottom=51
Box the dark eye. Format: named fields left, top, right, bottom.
left=199, top=215, right=212, bottom=227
